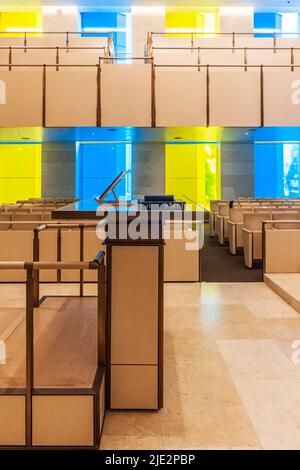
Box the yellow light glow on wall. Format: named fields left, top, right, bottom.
left=165, top=144, right=220, bottom=209
left=0, top=8, right=42, bottom=36
left=0, top=144, right=41, bottom=203
left=165, top=7, right=219, bottom=37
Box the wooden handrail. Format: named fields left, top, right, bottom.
left=0, top=46, right=106, bottom=50
left=35, top=222, right=101, bottom=231
left=0, top=30, right=115, bottom=36
left=0, top=261, right=26, bottom=269
left=152, top=46, right=300, bottom=51
left=150, top=31, right=300, bottom=37
left=0, top=253, right=105, bottom=271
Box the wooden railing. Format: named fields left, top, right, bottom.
left=0, top=251, right=106, bottom=449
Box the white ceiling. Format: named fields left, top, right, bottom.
left=0, top=1, right=299, bottom=11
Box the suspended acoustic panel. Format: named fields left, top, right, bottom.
left=45, top=68, right=98, bottom=127
left=153, top=37, right=199, bottom=68
left=199, top=50, right=244, bottom=69
left=0, top=70, right=43, bottom=126
left=153, top=49, right=199, bottom=67
left=12, top=43, right=57, bottom=69
left=209, top=70, right=261, bottom=127
left=155, top=69, right=206, bottom=126
left=246, top=49, right=291, bottom=66
left=196, top=38, right=244, bottom=70
left=264, top=69, right=300, bottom=126
left=26, top=36, right=66, bottom=48
left=0, top=48, right=11, bottom=71
left=59, top=37, right=107, bottom=66
left=101, top=64, right=152, bottom=127
left=59, top=49, right=102, bottom=66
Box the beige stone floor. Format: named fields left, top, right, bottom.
left=1, top=281, right=300, bottom=450
left=265, top=274, right=300, bottom=314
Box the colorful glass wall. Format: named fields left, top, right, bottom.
left=165, top=144, right=221, bottom=209
left=254, top=11, right=300, bottom=37
left=0, top=8, right=42, bottom=35
left=0, top=144, right=41, bottom=203
left=255, top=144, right=300, bottom=198
left=0, top=8, right=43, bottom=203
left=80, top=11, right=128, bottom=55
left=76, top=143, right=131, bottom=200
left=165, top=7, right=219, bottom=35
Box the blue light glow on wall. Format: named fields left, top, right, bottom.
left=80, top=11, right=128, bottom=55
left=76, top=143, right=132, bottom=200
left=254, top=11, right=300, bottom=37
left=254, top=143, right=300, bottom=198
left=254, top=12, right=282, bottom=37
left=283, top=144, right=300, bottom=197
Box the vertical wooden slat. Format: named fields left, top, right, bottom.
left=98, top=259, right=106, bottom=367
left=151, top=60, right=156, bottom=127
left=97, top=61, right=101, bottom=127
left=79, top=225, right=84, bottom=297
left=33, top=229, right=40, bottom=307
left=206, top=65, right=210, bottom=127
left=42, top=65, right=46, bottom=127
left=260, top=65, right=264, bottom=127
left=25, top=264, right=34, bottom=448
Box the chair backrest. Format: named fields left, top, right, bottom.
left=12, top=214, right=41, bottom=222
left=218, top=203, right=230, bottom=217
left=0, top=216, right=11, bottom=231
left=229, top=207, right=252, bottom=222
left=0, top=214, right=11, bottom=221
left=272, top=211, right=299, bottom=220
left=243, top=212, right=272, bottom=231
left=210, top=200, right=227, bottom=212
left=2, top=204, right=22, bottom=212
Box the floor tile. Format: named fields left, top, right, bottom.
left=235, top=379, right=300, bottom=450
left=218, top=339, right=300, bottom=380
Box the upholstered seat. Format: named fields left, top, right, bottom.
left=215, top=203, right=230, bottom=245
left=242, top=212, right=271, bottom=268
left=227, top=207, right=253, bottom=255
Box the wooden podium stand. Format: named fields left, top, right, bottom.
left=53, top=195, right=165, bottom=411
left=105, top=237, right=164, bottom=410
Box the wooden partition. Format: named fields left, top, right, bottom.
left=101, top=63, right=152, bottom=127
left=0, top=256, right=106, bottom=449
left=1, top=60, right=300, bottom=127
left=46, top=68, right=98, bottom=127
left=209, top=70, right=261, bottom=127
left=106, top=237, right=164, bottom=410
left=164, top=221, right=202, bottom=282
left=0, top=70, right=43, bottom=126
left=155, top=69, right=206, bottom=126
left=263, top=222, right=300, bottom=274
left=264, top=70, right=300, bottom=126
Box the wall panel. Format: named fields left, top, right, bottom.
left=0, top=70, right=43, bottom=126
left=264, top=70, right=300, bottom=126
left=155, top=70, right=206, bottom=126
left=210, top=70, right=261, bottom=127
left=101, top=64, right=152, bottom=127
left=45, top=68, right=98, bottom=127
left=0, top=144, right=41, bottom=203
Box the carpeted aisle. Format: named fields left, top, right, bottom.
left=201, top=224, right=263, bottom=282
